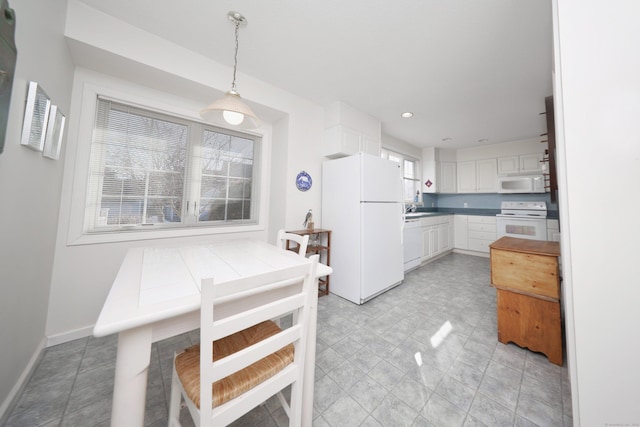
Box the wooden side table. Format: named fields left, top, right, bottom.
left=286, top=228, right=331, bottom=296
left=489, top=237, right=563, bottom=365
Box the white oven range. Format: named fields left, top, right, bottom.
left=496, top=201, right=548, bottom=241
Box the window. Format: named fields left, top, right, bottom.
left=381, top=149, right=421, bottom=202
left=85, top=98, right=260, bottom=233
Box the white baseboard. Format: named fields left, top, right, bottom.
left=0, top=337, right=46, bottom=424
left=46, top=325, right=94, bottom=347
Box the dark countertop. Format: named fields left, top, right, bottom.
left=413, top=207, right=559, bottom=219
left=415, top=208, right=499, bottom=216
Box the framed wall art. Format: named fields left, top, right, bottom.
left=42, top=104, right=65, bottom=160
left=20, top=81, right=51, bottom=152
left=0, top=0, right=17, bottom=155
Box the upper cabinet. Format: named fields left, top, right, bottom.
left=437, top=162, right=457, bottom=193
left=457, top=158, right=498, bottom=193
left=324, top=101, right=381, bottom=159
left=422, top=147, right=457, bottom=194
left=324, top=125, right=380, bottom=158
left=457, top=161, right=476, bottom=193
left=498, top=154, right=544, bottom=175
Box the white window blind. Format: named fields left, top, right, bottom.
left=85, top=98, right=259, bottom=233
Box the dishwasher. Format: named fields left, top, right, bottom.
left=403, top=218, right=422, bottom=272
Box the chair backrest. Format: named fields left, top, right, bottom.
left=276, top=229, right=309, bottom=256
left=199, top=255, right=319, bottom=426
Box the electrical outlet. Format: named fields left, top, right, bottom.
left=464, top=202, right=468, bottom=208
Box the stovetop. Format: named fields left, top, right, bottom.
left=498, top=201, right=547, bottom=218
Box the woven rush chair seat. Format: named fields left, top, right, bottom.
left=175, top=320, right=294, bottom=408
left=168, top=255, right=319, bottom=426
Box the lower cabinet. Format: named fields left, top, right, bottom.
left=454, top=215, right=469, bottom=249
left=454, top=214, right=497, bottom=254
left=421, top=215, right=453, bottom=262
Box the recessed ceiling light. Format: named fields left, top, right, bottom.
left=401, top=112, right=413, bottom=118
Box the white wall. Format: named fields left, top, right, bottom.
left=554, top=0, right=640, bottom=424
left=44, top=1, right=325, bottom=341
left=456, top=137, right=546, bottom=162
left=382, top=133, right=422, bottom=159
left=0, top=0, right=74, bottom=416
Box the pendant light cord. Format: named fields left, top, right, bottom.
left=231, top=20, right=240, bottom=93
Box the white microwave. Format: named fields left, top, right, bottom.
left=498, top=175, right=546, bottom=193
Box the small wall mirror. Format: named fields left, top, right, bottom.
left=20, top=81, right=51, bottom=152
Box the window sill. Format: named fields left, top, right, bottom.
left=67, top=223, right=264, bottom=246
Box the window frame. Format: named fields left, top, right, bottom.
left=66, top=81, right=269, bottom=246
left=381, top=149, right=421, bottom=204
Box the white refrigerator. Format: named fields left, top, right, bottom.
left=322, top=153, right=405, bottom=304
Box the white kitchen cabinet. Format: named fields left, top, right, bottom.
left=454, top=215, right=469, bottom=249
left=324, top=125, right=381, bottom=158
left=422, top=227, right=437, bottom=259
left=498, top=154, right=544, bottom=175
left=457, top=159, right=498, bottom=193
left=497, top=156, right=519, bottom=175
left=476, top=158, right=498, bottom=192
left=361, top=135, right=380, bottom=157
left=438, top=221, right=450, bottom=253
left=437, top=162, right=457, bottom=193
left=520, top=153, right=544, bottom=173
left=457, top=161, right=477, bottom=193
left=453, top=214, right=496, bottom=254
left=467, top=216, right=497, bottom=253
left=419, top=215, right=452, bottom=262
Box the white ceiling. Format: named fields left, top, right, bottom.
left=76, top=0, right=553, bottom=149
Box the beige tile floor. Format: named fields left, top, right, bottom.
left=4, top=253, right=572, bottom=426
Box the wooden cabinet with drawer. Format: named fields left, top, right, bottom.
left=489, top=237, right=562, bottom=365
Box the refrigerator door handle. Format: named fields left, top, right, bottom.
left=400, top=203, right=405, bottom=244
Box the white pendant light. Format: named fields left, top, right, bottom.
left=200, top=11, right=260, bottom=130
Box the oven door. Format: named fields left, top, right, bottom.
left=496, top=216, right=547, bottom=241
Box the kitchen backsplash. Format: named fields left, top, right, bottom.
left=422, top=192, right=557, bottom=211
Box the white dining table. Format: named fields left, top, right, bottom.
left=93, top=238, right=331, bottom=427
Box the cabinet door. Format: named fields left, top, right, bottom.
left=498, top=156, right=519, bottom=175
left=520, top=153, right=543, bottom=173
left=361, top=135, right=381, bottom=157
left=439, top=162, right=457, bottom=193
left=438, top=222, right=449, bottom=252
left=476, top=158, right=498, bottom=192
left=422, top=229, right=432, bottom=259
left=454, top=215, right=469, bottom=249
left=457, top=161, right=477, bottom=193
left=341, top=127, right=361, bottom=156
left=430, top=227, right=439, bottom=256
left=323, top=125, right=360, bottom=158
left=448, top=220, right=454, bottom=249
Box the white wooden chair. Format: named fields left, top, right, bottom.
left=276, top=229, right=309, bottom=256
left=168, top=255, right=319, bottom=427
